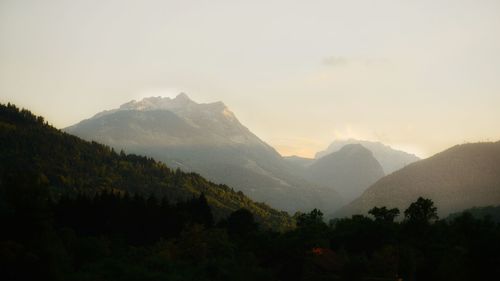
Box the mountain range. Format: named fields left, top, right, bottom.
left=63, top=94, right=500, bottom=218
left=65, top=94, right=343, bottom=214
left=283, top=139, right=421, bottom=204
left=336, top=141, right=500, bottom=218
left=316, top=139, right=420, bottom=174
left=0, top=103, right=293, bottom=230
left=305, top=144, right=385, bottom=203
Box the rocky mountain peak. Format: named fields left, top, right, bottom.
left=316, top=139, right=420, bottom=174
left=119, top=93, right=196, bottom=111
left=174, top=92, right=191, bottom=101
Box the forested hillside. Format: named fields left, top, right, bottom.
left=2, top=103, right=500, bottom=280
left=336, top=141, right=500, bottom=218
left=446, top=205, right=500, bottom=223
left=0, top=103, right=293, bottom=230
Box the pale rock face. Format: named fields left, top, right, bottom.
left=119, top=93, right=194, bottom=111
left=85, top=94, right=264, bottom=148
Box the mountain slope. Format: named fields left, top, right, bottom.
left=306, top=144, right=385, bottom=203
left=335, top=142, right=500, bottom=218
left=316, top=139, right=420, bottom=174
left=0, top=103, right=293, bottom=230
left=65, top=94, right=342, bottom=214
left=283, top=155, right=315, bottom=168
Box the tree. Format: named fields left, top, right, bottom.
left=296, top=209, right=325, bottom=228
left=368, top=206, right=400, bottom=223
left=224, top=208, right=258, bottom=236
left=404, top=197, right=438, bottom=224
left=189, top=193, right=214, bottom=227
left=0, top=170, right=67, bottom=280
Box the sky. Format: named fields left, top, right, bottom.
left=1, top=0, right=500, bottom=158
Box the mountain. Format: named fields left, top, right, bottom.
left=0, top=103, right=293, bottom=230
left=305, top=144, right=385, bottom=203
left=335, top=141, right=500, bottom=218
left=65, top=94, right=342, bottom=214
left=74, top=93, right=271, bottom=148
left=283, top=155, right=315, bottom=168
left=315, top=139, right=420, bottom=174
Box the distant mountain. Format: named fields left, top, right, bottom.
left=306, top=144, right=385, bottom=203
left=65, top=94, right=342, bottom=214
left=335, top=142, right=500, bottom=218
left=73, top=93, right=272, bottom=148
left=283, top=155, right=315, bottom=168
left=0, top=103, right=293, bottom=230
left=316, top=139, right=420, bottom=174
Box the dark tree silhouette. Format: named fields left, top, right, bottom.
left=223, top=208, right=259, bottom=236
left=3, top=103, right=500, bottom=281
left=296, top=209, right=324, bottom=228
left=404, top=197, right=438, bottom=224
left=369, top=206, right=400, bottom=223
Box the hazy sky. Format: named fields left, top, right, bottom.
left=1, top=0, right=500, bottom=158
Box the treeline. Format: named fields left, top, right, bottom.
left=0, top=102, right=293, bottom=230
left=0, top=171, right=264, bottom=280
left=2, top=103, right=500, bottom=280
left=2, top=168, right=500, bottom=281
left=54, top=191, right=214, bottom=245
left=446, top=205, right=500, bottom=223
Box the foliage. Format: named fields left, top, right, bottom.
left=446, top=205, right=500, bottom=223
left=1, top=103, right=500, bottom=280
left=296, top=209, right=325, bottom=228
left=218, top=208, right=259, bottom=237
left=404, top=197, right=439, bottom=225
left=2, top=167, right=500, bottom=280
left=368, top=206, right=400, bottom=223
left=0, top=103, right=293, bottom=230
